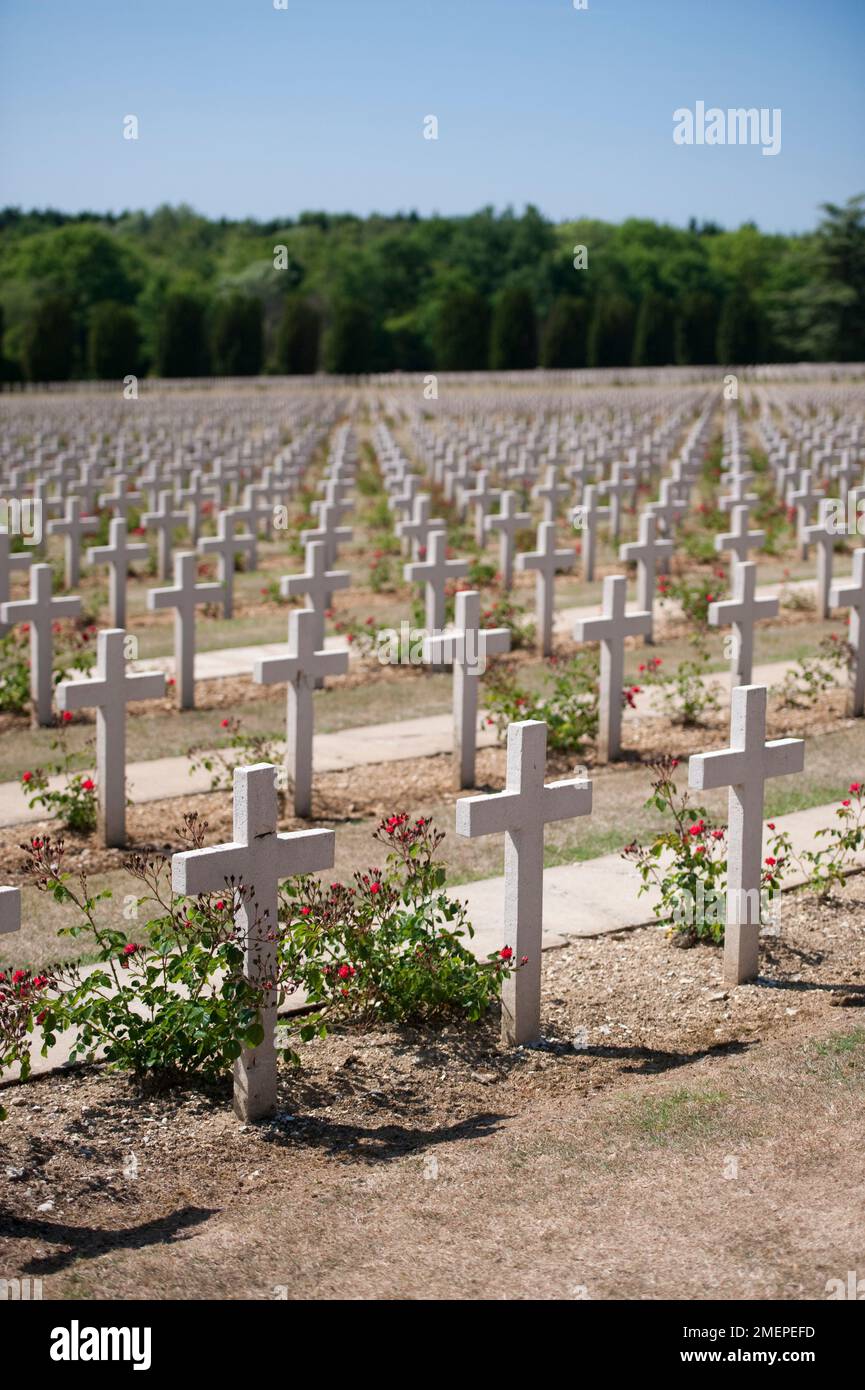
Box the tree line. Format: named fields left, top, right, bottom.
left=0, top=197, right=862, bottom=381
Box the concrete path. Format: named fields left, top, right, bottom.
left=7, top=797, right=861, bottom=1083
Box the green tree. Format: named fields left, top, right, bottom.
left=323, top=301, right=373, bottom=374
left=716, top=286, right=764, bottom=364
left=432, top=287, right=489, bottom=370
left=540, top=295, right=588, bottom=368
left=275, top=296, right=321, bottom=374
left=588, top=295, right=635, bottom=368
left=87, top=301, right=141, bottom=378
left=22, top=296, right=76, bottom=381
left=674, top=291, right=719, bottom=365
left=156, top=291, right=209, bottom=377
left=210, top=293, right=262, bottom=375
left=490, top=286, right=537, bottom=370
left=632, top=292, right=676, bottom=366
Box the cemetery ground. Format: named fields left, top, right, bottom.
left=1, top=877, right=865, bottom=1299
left=2, top=377, right=864, bottom=1300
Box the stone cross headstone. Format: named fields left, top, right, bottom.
left=533, top=466, right=569, bottom=524
left=172, top=763, right=335, bottom=1121
left=48, top=496, right=98, bottom=588
left=0, top=564, right=82, bottom=726
left=619, top=510, right=672, bottom=644
left=56, top=628, right=166, bottom=846
left=573, top=574, right=651, bottom=762
left=462, top=470, right=495, bottom=546
left=574, top=483, right=610, bottom=583
left=302, top=500, right=351, bottom=569
left=199, top=509, right=256, bottom=619
left=98, top=476, right=142, bottom=522
left=709, top=560, right=778, bottom=687
left=516, top=521, right=575, bottom=657
left=830, top=546, right=865, bottom=717
left=142, top=489, right=188, bottom=581
left=802, top=498, right=838, bottom=620
left=788, top=469, right=819, bottom=561
left=147, top=552, right=223, bottom=709
left=404, top=528, right=470, bottom=634
left=85, top=517, right=149, bottom=628
left=485, top=490, right=531, bottom=590
left=423, top=589, right=511, bottom=788
left=714, top=503, right=766, bottom=571
left=396, top=494, right=445, bottom=560
left=253, top=608, right=349, bottom=816
left=456, top=719, right=592, bottom=1044
left=0, top=884, right=21, bottom=937
left=0, top=531, right=32, bottom=638
left=689, top=685, right=804, bottom=985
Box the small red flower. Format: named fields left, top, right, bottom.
left=500, top=946, right=513, bottom=961
left=21, top=771, right=32, bottom=783
left=221, top=718, right=230, bottom=728
left=765, top=856, right=776, bottom=867
left=81, top=778, right=95, bottom=791
left=767, top=822, right=775, bottom=830
left=850, top=782, right=861, bottom=793
left=61, top=710, right=73, bottom=723
left=299, top=906, right=311, bottom=917
left=369, top=881, right=381, bottom=894
left=338, top=964, right=351, bottom=980
left=215, top=899, right=225, bottom=911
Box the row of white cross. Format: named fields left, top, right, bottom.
left=0, top=682, right=804, bottom=1121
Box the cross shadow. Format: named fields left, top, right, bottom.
left=560, top=1038, right=754, bottom=1074
left=753, top=975, right=865, bottom=997
left=1, top=1206, right=215, bottom=1276
left=258, top=1108, right=508, bottom=1163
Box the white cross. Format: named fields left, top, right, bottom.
left=47, top=496, right=98, bottom=588
left=456, top=720, right=592, bottom=1044
left=85, top=517, right=149, bottom=627
left=404, top=529, right=470, bottom=634
left=719, top=473, right=758, bottom=517
left=253, top=608, right=348, bottom=816
left=179, top=469, right=218, bottom=545
left=573, top=574, right=651, bottom=762
left=709, top=560, right=778, bottom=687
left=147, top=552, right=223, bottom=709
left=0, top=531, right=32, bottom=638
left=485, top=490, right=531, bottom=590
left=56, top=629, right=166, bottom=846
left=98, top=475, right=142, bottom=522
left=599, top=461, right=634, bottom=542
left=0, top=885, right=21, bottom=937
left=0, top=563, right=82, bottom=726
left=573, top=483, right=610, bottom=583
left=199, top=509, right=256, bottom=620
left=714, top=503, right=765, bottom=571
left=172, top=763, right=335, bottom=1121
left=396, top=494, right=446, bottom=560
left=619, top=510, right=672, bottom=644
left=461, top=470, right=496, bottom=546
left=803, top=498, right=838, bottom=619
left=423, top=590, right=511, bottom=789
left=533, top=465, right=569, bottom=524
left=646, top=478, right=687, bottom=564
left=689, top=685, right=804, bottom=985
left=830, top=546, right=865, bottom=717
left=280, top=538, right=350, bottom=658
left=516, top=520, right=575, bottom=657
left=302, top=501, right=352, bottom=569
left=141, top=489, right=188, bottom=581
left=787, top=469, right=819, bottom=560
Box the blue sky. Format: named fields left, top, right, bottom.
left=1, top=0, right=862, bottom=231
